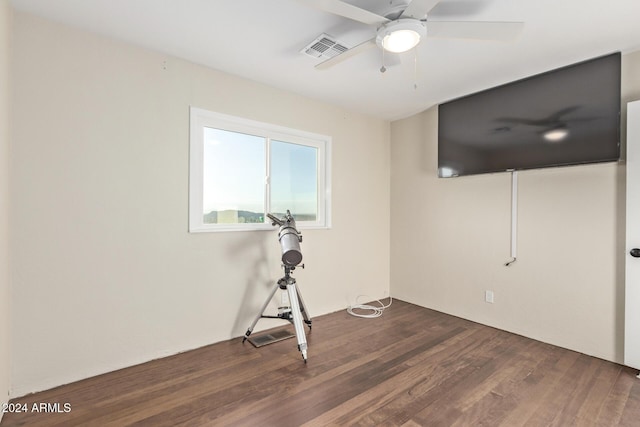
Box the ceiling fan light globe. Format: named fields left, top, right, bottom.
left=383, top=30, right=421, bottom=53
left=376, top=19, right=427, bottom=53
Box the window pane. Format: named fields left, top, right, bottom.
left=202, top=127, right=265, bottom=224
left=270, top=140, right=317, bottom=221
left=190, top=107, right=330, bottom=232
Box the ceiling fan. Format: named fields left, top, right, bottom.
left=297, top=0, right=524, bottom=70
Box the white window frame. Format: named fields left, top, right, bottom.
left=189, top=107, right=332, bottom=232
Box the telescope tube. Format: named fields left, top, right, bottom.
left=268, top=211, right=303, bottom=267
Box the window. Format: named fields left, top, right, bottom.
left=189, top=107, right=331, bottom=232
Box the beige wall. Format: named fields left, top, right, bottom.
left=10, top=12, right=390, bottom=396
left=0, top=0, right=12, bottom=414
left=391, top=50, right=640, bottom=364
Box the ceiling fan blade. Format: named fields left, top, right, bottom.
left=315, top=38, right=376, bottom=70
left=426, top=21, right=524, bottom=41
left=297, top=0, right=388, bottom=26
left=401, top=0, right=443, bottom=20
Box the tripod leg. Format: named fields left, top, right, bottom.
left=243, top=282, right=279, bottom=343
left=287, top=283, right=308, bottom=362
left=295, top=287, right=312, bottom=330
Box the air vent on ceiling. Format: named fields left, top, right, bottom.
left=301, top=33, right=349, bottom=59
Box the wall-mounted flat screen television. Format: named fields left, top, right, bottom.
left=437, top=52, right=621, bottom=178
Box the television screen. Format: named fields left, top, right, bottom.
left=437, top=52, right=621, bottom=178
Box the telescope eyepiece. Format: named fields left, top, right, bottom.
left=266, top=213, right=284, bottom=226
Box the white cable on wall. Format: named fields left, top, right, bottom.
left=505, top=170, right=518, bottom=266
left=347, top=295, right=393, bottom=318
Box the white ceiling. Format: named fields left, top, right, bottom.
left=10, top=0, right=640, bottom=121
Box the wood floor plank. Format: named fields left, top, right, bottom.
left=393, top=330, right=523, bottom=425
left=420, top=335, right=542, bottom=426
left=298, top=327, right=484, bottom=427
left=608, top=368, right=640, bottom=427
left=2, top=299, right=639, bottom=427
left=618, top=374, right=640, bottom=426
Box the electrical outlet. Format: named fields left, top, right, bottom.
left=485, top=290, right=494, bottom=304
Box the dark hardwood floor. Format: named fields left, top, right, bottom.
left=2, top=299, right=640, bottom=426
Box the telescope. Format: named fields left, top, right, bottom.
left=267, top=210, right=303, bottom=267
left=243, top=209, right=311, bottom=362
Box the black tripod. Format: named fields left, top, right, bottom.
left=242, top=265, right=312, bottom=362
